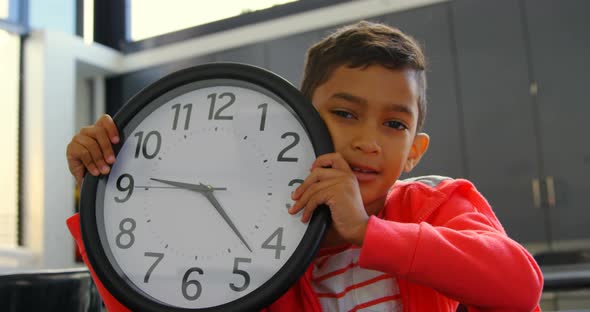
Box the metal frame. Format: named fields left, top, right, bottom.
left=0, top=18, right=27, bottom=34
left=1, top=0, right=27, bottom=33
left=75, top=0, right=83, bottom=37
left=93, top=0, right=126, bottom=50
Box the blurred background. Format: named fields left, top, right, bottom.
left=0, top=0, right=589, bottom=310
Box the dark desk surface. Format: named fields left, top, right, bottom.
left=541, top=263, right=590, bottom=291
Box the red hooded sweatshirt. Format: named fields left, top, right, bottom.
left=67, top=177, right=543, bottom=311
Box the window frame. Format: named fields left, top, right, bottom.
left=93, top=0, right=356, bottom=53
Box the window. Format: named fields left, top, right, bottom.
left=29, top=0, right=76, bottom=35
left=129, top=0, right=297, bottom=41
left=0, top=29, right=20, bottom=247
left=0, top=0, right=8, bottom=19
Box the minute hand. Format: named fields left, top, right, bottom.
left=201, top=191, right=252, bottom=252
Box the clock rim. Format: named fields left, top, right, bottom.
left=80, top=62, right=333, bottom=312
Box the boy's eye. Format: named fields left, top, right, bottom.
left=384, top=120, right=408, bottom=130
left=331, top=110, right=355, bottom=119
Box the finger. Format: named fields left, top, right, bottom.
left=67, top=141, right=91, bottom=178
left=292, top=167, right=344, bottom=200
left=289, top=179, right=338, bottom=215
left=312, top=153, right=352, bottom=172
left=300, top=191, right=333, bottom=223
left=74, top=135, right=110, bottom=175
left=93, top=125, right=116, bottom=164
left=69, top=141, right=100, bottom=176
left=73, top=168, right=84, bottom=188
left=75, top=176, right=83, bottom=189
left=96, top=114, right=120, bottom=144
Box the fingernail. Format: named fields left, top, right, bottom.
left=107, top=155, right=115, bottom=163
left=112, top=136, right=120, bottom=144
left=102, top=165, right=110, bottom=173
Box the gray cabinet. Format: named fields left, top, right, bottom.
left=451, top=0, right=590, bottom=246
left=451, top=0, right=548, bottom=244
left=266, top=31, right=323, bottom=88
left=525, top=0, right=590, bottom=242
left=382, top=3, right=465, bottom=179
left=213, top=44, right=266, bottom=68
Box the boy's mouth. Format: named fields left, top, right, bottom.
left=352, top=167, right=377, bottom=174
left=350, top=162, right=379, bottom=173
left=350, top=164, right=379, bottom=182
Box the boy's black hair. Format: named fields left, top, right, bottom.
left=301, top=21, right=427, bottom=131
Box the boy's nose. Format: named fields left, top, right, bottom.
left=351, top=130, right=381, bottom=154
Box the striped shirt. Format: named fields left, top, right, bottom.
left=311, top=245, right=402, bottom=312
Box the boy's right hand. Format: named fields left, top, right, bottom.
left=66, top=114, right=120, bottom=188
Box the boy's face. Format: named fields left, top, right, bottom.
left=311, top=65, right=429, bottom=213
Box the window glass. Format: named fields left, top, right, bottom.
left=0, top=29, right=20, bottom=247
left=83, top=0, right=93, bottom=44
left=129, top=0, right=297, bottom=41
left=29, top=0, right=76, bottom=35
left=0, top=0, right=8, bottom=19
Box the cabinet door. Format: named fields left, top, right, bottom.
left=452, top=0, right=547, bottom=243
left=525, top=0, right=590, bottom=241
left=383, top=3, right=465, bottom=178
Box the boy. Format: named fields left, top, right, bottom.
left=66, top=21, right=543, bottom=311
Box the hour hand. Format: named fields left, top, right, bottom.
left=150, top=178, right=226, bottom=192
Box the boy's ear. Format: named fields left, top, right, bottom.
left=404, top=133, right=429, bottom=173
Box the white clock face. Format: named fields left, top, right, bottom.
left=96, top=79, right=315, bottom=309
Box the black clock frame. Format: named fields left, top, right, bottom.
left=79, top=62, right=333, bottom=312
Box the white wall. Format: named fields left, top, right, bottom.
left=20, top=31, right=121, bottom=269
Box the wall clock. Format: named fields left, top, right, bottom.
left=80, top=63, right=332, bottom=311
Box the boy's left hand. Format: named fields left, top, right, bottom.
left=289, top=153, right=369, bottom=245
